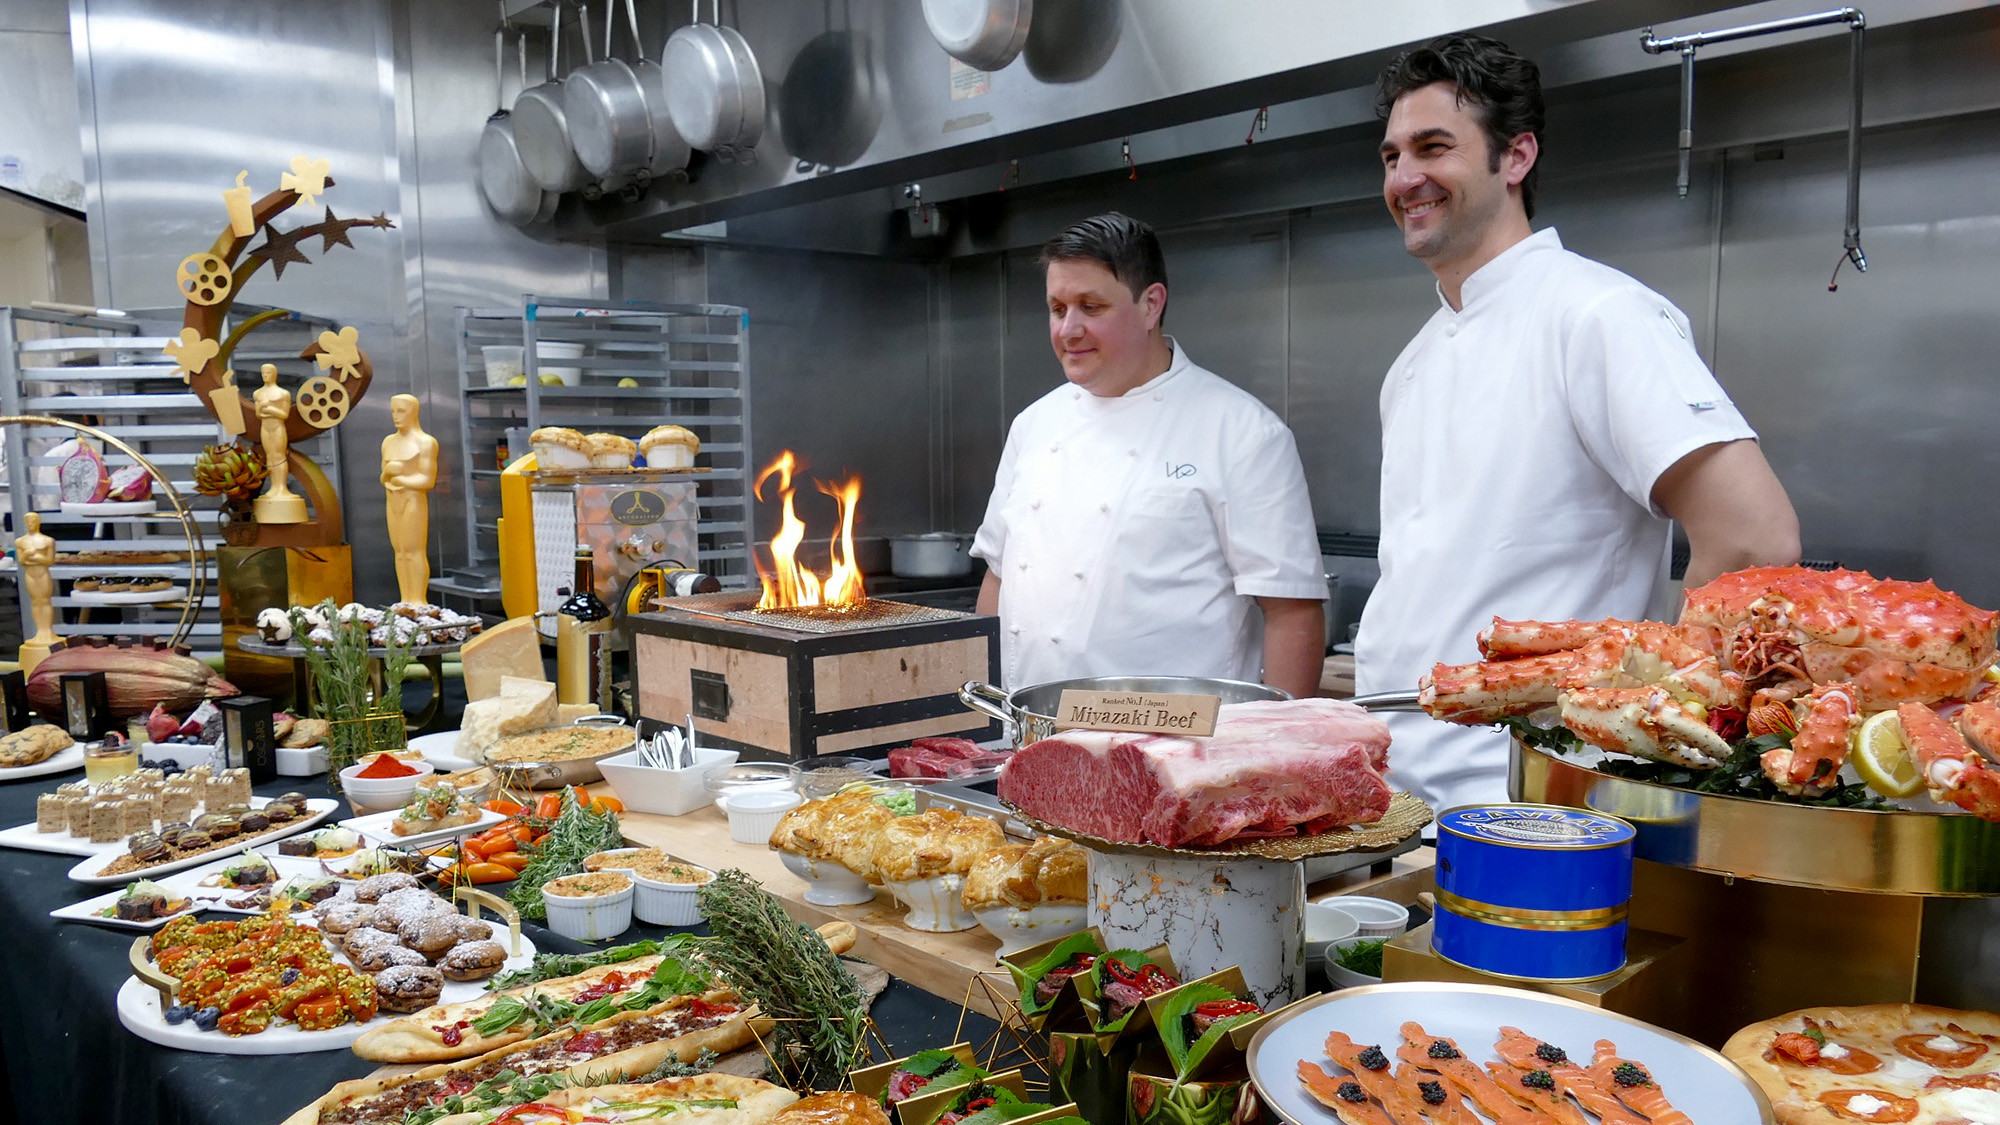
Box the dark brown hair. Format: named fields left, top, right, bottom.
left=1375, top=34, right=1546, bottom=219
left=1039, top=212, right=1169, bottom=324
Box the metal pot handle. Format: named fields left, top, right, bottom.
left=1345, top=689, right=1425, bottom=713
left=958, top=680, right=1013, bottom=725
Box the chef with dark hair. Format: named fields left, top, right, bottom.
left=973, top=212, right=1327, bottom=698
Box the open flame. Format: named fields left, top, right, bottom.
left=753, top=450, right=866, bottom=611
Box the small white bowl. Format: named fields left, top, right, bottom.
left=583, top=847, right=649, bottom=873
left=885, top=873, right=979, bottom=932
left=600, top=746, right=740, bottom=816
left=972, top=902, right=1089, bottom=957
left=338, top=757, right=437, bottom=813
left=630, top=861, right=714, bottom=926
left=705, top=763, right=794, bottom=813
left=1317, top=895, right=1410, bottom=939
left=1325, top=936, right=1387, bottom=990
left=777, top=851, right=878, bottom=907
left=275, top=744, right=329, bottom=777
left=542, top=872, right=635, bottom=941
left=1304, top=901, right=1362, bottom=967
left=724, top=789, right=804, bottom=845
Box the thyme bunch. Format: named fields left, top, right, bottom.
left=506, top=788, right=625, bottom=920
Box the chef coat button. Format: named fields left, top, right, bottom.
left=1017, top=562, right=1028, bottom=572
left=1445, top=323, right=1459, bottom=337
left=1126, top=449, right=1137, bottom=457
left=1099, top=504, right=1110, bottom=513
left=1030, top=500, right=1041, bottom=510
left=1051, top=636, right=1062, bottom=645
left=1073, top=572, right=1084, bottom=580
left=1010, top=626, right=1021, bottom=634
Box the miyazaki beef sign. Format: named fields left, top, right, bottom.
left=753, top=451, right=865, bottom=610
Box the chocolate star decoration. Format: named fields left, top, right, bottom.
left=315, top=208, right=357, bottom=252
left=368, top=213, right=396, bottom=229
left=246, top=222, right=313, bottom=279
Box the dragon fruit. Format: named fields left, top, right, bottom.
left=105, top=465, right=153, bottom=502
left=58, top=444, right=110, bottom=504
left=144, top=704, right=181, bottom=744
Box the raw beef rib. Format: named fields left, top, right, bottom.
left=996, top=697, right=1393, bottom=847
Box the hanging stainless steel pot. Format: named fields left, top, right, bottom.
left=922, top=0, right=1032, bottom=72
left=663, top=0, right=765, bottom=161
left=959, top=675, right=1288, bottom=749
left=513, top=2, right=593, bottom=192
left=564, top=0, right=653, bottom=186
left=779, top=0, right=884, bottom=171
left=479, top=29, right=559, bottom=225
left=623, top=0, right=691, bottom=184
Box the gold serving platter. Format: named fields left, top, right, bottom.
left=1510, top=739, right=2000, bottom=896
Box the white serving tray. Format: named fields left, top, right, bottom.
left=64, top=798, right=338, bottom=885
left=337, top=805, right=507, bottom=850
left=115, top=911, right=536, bottom=1054
left=50, top=887, right=202, bottom=931
left=71, top=585, right=187, bottom=606
left=0, top=742, right=87, bottom=785
left=408, top=729, right=476, bottom=773
left=59, top=499, right=157, bottom=517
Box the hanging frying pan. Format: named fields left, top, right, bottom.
left=564, top=0, right=652, bottom=187
left=479, top=29, right=559, bottom=225
left=779, top=0, right=884, bottom=170
left=513, top=2, right=593, bottom=193
left=623, top=0, right=691, bottom=185
left=922, top=0, right=1031, bottom=72
left=663, top=0, right=766, bottom=161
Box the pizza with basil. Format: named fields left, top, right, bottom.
left=1723, top=1003, right=2000, bottom=1124
left=351, top=956, right=676, bottom=1062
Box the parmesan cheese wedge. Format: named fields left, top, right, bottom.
left=459, top=616, right=544, bottom=702
left=456, top=675, right=558, bottom=762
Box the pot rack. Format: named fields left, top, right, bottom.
left=1640, top=7, right=1868, bottom=290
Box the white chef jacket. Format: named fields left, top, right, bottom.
left=972, top=340, right=1325, bottom=690
left=1354, top=228, right=1758, bottom=815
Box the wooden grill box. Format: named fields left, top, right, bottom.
left=630, top=596, right=1000, bottom=762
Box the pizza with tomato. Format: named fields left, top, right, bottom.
left=351, top=956, right=675, bottom=1062
left=434, top=1073, right=797, bottom=1125
left=1723, top=1003, right=2000, bottom=1124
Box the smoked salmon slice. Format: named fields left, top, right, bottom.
left=1486, top=1062, right=1588, bottom=1125
left=1396, top=1023, right=1542, bottom=1125
left=1494, top=1027, right=1646, bottom=1125
left=1588, top=1039, right=1694, bottom=1125
left=1393, top=1062, right=1477, bottom=1124
left=1299, top=1060, right=1396, bottom=1125
left=1322, top=1032, right=1428, bottom=1125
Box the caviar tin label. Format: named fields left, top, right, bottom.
left=1439, top=805, right=1635, bottom=849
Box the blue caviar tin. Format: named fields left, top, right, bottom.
left=1432, top=803, right=1637, bottom=982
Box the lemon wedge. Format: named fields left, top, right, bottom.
left=1852, top=710, right=1923, bottom=798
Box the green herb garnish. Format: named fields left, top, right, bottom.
left=1803, top=1026, right=1827, bottom=1047
left=507, top=788, right=626, bottom=920
left=469, top=956, right=712, bottom=1038
left=487, top=937, right=693, bottom=991
left=1506, top=719, right=1890, bottom=809
left=1334, top=939, right=1387, bottom=978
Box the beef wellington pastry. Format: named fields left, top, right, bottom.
left=873, top=808, right=1006, bottom=933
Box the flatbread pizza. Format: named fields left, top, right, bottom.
left=286, top=992, right=754, bottom=1125
left=352, top=956, right=672, bottom=1062
left=430, top=1073, right=797, bottom=1125
left=1723, top=1002, right=2000, bottom=1124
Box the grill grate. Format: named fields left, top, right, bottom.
left=656, top=590, right=972, bottom=634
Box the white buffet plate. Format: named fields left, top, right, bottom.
left=59, top=499, right=158, bottom=517
left=1245, top=982, right=1773, bottom=1125
left=64, top=798, right=338, bottom=885
left=70, top=585, right=188, bottom=606
left=336, top=805, right=507, bottom=850
left=0, top=742, right=88, bottom=787
left=115, top=913, right=536, bottom=1054
left=50, top=887, right=203, bottom=931
left=408, top=729, right=476, bottom=773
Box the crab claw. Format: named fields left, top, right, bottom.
left=1897, top=701, right=2000, bottom=822
left=1559, top=686, right=1733, bottom=769
left=1759, top=683, right=1858, bottom=797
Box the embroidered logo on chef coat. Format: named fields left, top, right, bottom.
left=1165, top=462, right=1196, bottom=479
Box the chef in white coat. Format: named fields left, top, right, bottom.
left=1357, top=35, right=1801, bottom=813
left=973, top=213, right=1327, bottom=698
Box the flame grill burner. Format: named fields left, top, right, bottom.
left=662, top=589, right=971, bottom=634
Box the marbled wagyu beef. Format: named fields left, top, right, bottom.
left=997, top=698, right=1393, bottom=847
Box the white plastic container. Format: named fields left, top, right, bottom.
left=481, top=345, right=524, bottom=387
left=724, top=788, right=803, bottom=845
left=541, top=872, right=635, bottom=941
left=1315, top=895, right=1410, bottom=939
left=274, top=744, right=329, bottom=777
left=600, top=746, right=739, bottom=816
left=630, top=861, right=715, bottom=926
left=536, top=341, right=585, bottom=386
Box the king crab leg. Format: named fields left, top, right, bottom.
left=1759, top=682, right=1859, bottom=796
left=1479, top=618, right=1639, bottom=660
left=1897, top=701, right=2000, bottom=822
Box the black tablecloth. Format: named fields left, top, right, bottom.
left=0, top=769, right=990, bottom=1125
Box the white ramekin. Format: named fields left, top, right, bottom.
left=778, top=851, right=877, bottom=907
left=541, top=876, right=634, bottom=941
left=1316, top=895, right=1411, bottom=939
left=725, top=789, right=804, bottom=845
left=630, top=863, right=715, bottom=926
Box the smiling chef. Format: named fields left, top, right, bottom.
left=972, top=212, right=1327, bottom=698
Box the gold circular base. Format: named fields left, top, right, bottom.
left=254, top=491, right=307, bottom=523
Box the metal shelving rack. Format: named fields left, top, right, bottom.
left=441, top=298, right=754, bottom=601
left=0, top=306, right=342, bottom=658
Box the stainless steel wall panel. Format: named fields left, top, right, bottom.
left=1153, top=219, right=1290, bottom=417
left=0, top=0, right=85, bottom=209
left=943, top=255, right=1005, bottom=531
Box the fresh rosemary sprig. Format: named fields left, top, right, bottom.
left=486, top=937, right=691, bottom=991
left=507, top=788, right=625, bottom=920
left=696, top=869, right=866, bottom=1091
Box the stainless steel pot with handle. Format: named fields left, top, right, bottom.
left=513, top=2, right=593, bottom=192
left=959, top=675, right=1289, bottom=748
left=478, top=29, right=558, bottom=225
left=563, top=0, right=653, bottom=186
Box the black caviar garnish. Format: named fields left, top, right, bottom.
left=1427, top=1041, right=1462, bottom=1060
left=1417, top=1081, right=1446, bottom=1106
left=1356, top=1045, right=1389, bottom=1071
left=1535, top=1043, right=1569, bottom=1064
left=1523, top=1070, right=1556, bottom=1091
left=1612, top=1062, right=1651, bottom=1088
left=1336, top=1081, right=1366, bottom=1104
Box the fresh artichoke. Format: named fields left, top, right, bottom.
left=192, top=442, right=267, bottom=502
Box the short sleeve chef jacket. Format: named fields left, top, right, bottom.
left=1354, top=229, right=1758, bottom=814
left=972, top=340, right=1325, bottom=689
